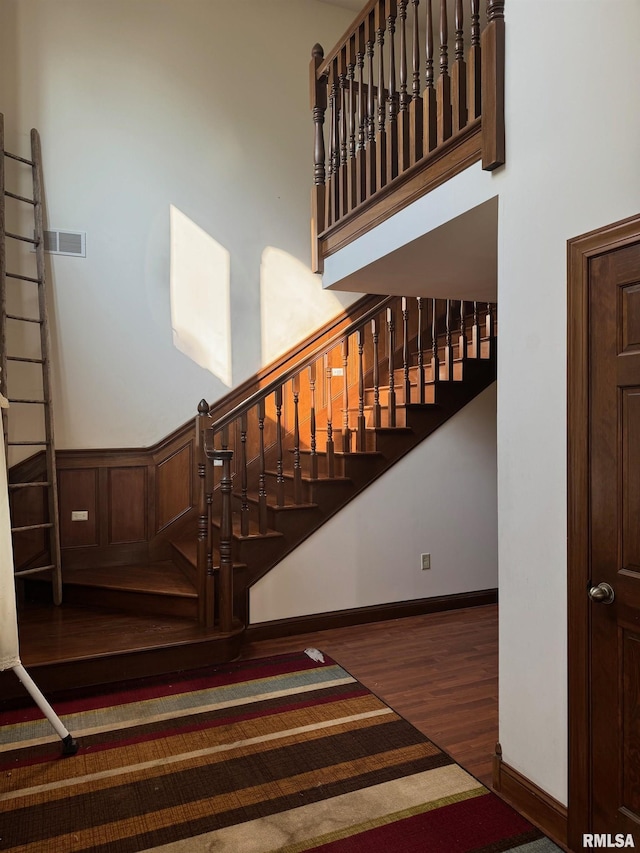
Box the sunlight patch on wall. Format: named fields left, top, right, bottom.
left=260, top=247, right=344, bottom=365
left=170, top=205, right=232, bottom=387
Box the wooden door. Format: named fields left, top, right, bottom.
left=569, top=216, right=640, bottom=849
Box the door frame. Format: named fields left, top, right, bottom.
left=567, top=212, right=640, bottom=851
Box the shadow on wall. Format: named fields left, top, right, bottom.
left=170, top=204, right=232, bottom=388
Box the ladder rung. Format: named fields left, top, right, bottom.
left=5, top=151, right=35, bottom=166
left=8, top=481, right=50, bottom=490
left=7, top=356, right=44, bottom=364
left=7, top=440, right=49, bottom=445
left=4, top=190, right=36, bottom=205
left=6, top=313, right=43, bottom=324
left=15, top=565, right=55, bottom=578
left=6, top=272, right=41, bottom=284
left=8, top=398, right=47, bottom=404
left=11, top=522, right=53, bottom=533
left=6, top=231, right=38, bottom=245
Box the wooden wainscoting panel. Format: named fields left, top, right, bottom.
left=58, top=468, right=99, bottom=548
left=108, top=467, right=147, bottom=544
left=156, top=443, right=192, bottom=532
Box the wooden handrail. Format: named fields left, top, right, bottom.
left=310, top=0, right=505, bottom=270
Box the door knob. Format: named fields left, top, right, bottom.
left=588, top=582, right=615, bottom=605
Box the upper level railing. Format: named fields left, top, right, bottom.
left=310, top=0, right=504, bottom=270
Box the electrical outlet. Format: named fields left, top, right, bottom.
left=71, top=510, right=89, bottom=522
left=421, top=553, right=431, bottom=571
left=331, top=367, right=344, bottom=377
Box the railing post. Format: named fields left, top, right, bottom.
left=311, top=44, right=327, bottom=274
left=341, top=337, right=351, bottom=452
left=375, top=1, right=388, bottom=190
left=408, top=0, right=424, bottom=166
left=196, top=399, right=211, bottom=627
left=387, top=306, right=397, bottom=427
left=386, top=0, right=399, bottom=183
left=468, top=0, right=481, bottom=120
left=365, top=11, right=377, bottom=198
left=452, top=0, right=467, bottom=132
left=357, top=328, right=367, bottom=451
left=417, top=297, right=425, bottom=403
left=309, top=362, right=319, bottom=479
left=422, top=0, right=437, bottom=153
left=481, top=0, right=505, bottom=169
left=371, top=317, right=382, bottom=429
left=436, top=0, right=452, bottom=145
left=325, top=353, right=335, bottom=477
left=402, top=296, right=411, bottom=405
left=292, top=374, right=303, bottom=504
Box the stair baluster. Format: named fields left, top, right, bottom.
left=365, top=11, right=377, bottom=197
left=371, top=317, right=382, bottom=428
left=357, top=328, right=366, bottom=451
left=386, top=1, right=399, bottom=182
left=452, top=0, right=467, bottom=133
left=240, top=412, right=249, bottom=536
left=292, top=374, right=303, bottom=504
left=431, top=297, right=440, bottom=383
left=196, top=400, right=211, bottom=626
left=437, top=0, right=452, bottom=145
left=347, top=35, right=357, bottom=211
left=309, top=361, right=319, bottom=479
left=409, top=0, right=423, bottom=166
left=275, top=385, right=285, bottom=507
left=341, top=337, right=351, bottom=452
left=387, top=306, right=397, bottom=427
left=339, top=48, right=348, bottom=218
left=257, top=399, right=268, bottom=534
left=397, top=0, right=410, bottom=172
left=417, top=297, right=425, bottom=403
left=459, top=299, right=467, bottom=359
left=356, top=23, right=366, bottom=204
left=402, top=296, right=411, bottom=406
left=325, top=353, right=335, bottom=477
left=472, top=300, right=480, bottom=358
left=376, top=1, right=387, bottom=190
left=423, top=0, right=437, bottom=152
left=444, top=299, right=454, bottom=381
left=216, top=449, right=234, bottom=633
left=469, top=0, right=481, bottom=120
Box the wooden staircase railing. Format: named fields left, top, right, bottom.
left=310, top=0, right=505, bottom=270
left=193, top=295, right=496, bottom=633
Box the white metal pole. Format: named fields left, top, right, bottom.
left=12, top=664, right=78, bottom=755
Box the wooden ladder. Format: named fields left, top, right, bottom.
left=0, top=113, right=62, bottom=604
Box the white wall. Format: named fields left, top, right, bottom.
left=0, top=0, right=357, bottom=449
left=250, top=383, right=497, bottom=622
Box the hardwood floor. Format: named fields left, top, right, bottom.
left=243, top=604, right=498, bottom=787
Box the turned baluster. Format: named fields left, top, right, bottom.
left=357, top=328, right=366, bottom=451
left=240, top=411, right=249, bottom=536
left=356, top=23, right=367, bottom=205
left=375, top=1, right=387, bottom=190
left=402, top=296, right=411, bottom=405
left=416, top=297, right=425, bottom=403
left=328, top=59, right=340, bottom=226
left=275, top=385, right=285, bottom=507
left=347, top=36, right=358, bottom=211
left=422, top=0, right=437, bottom=152
left=292, top=375, right=302, bottom=505
left=408, top=0, right=424, bottom=165
left=365, top=11, right=377, bottom=198
left=482, top=0, right=506, bottom=170
left=371, top=318, right=382, bottom=429
left=397, top=0, right=410, bottom=172
left=437, top=0, right=452, bottom=144
left=257, top=399, right=268, bottom=534
left=309, top=362, right=319, bottom=479
left=311, top=45, right=327, bottom=273
left=217, top=449, right=234, bottom=634
left=339, top=48, right=349, bottom=219
left=196, top=400, right=211, bottom=626
left=387, top=306, right=397, bottom=427
left=468, top=0, right=481, bottom=120
left=444, top=298, right=454, bottom=381
left=325, top=353, right=335, bottom=478
left=471, top=300, right=480, bottom=358
left=341, top=337, right=351, bottom=452
left=451, top=0, right=467, bottom=132
left=386, top=0, right=399, bottom=182
left=459, top=299, right=467, bottom=359
left=485, top=301, right=496, bottom=358
left=431, top=298, right=440, bottom=382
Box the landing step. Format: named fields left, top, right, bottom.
left=171, top=536, right=248, bottom=572
left=62, top=561, right=197, bottom=598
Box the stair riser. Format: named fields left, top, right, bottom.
left=62, top=585, right=198, bottom=620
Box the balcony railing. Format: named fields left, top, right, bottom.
left=310, top=0, right=505, bottom=271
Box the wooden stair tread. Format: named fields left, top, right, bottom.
left=62, top=561, right=197, bottom=598
left=171, top=536, right=247, bottom=569
left=242, top=492, right=318, bottom=511
left=266, top=469, right=352, bottom=485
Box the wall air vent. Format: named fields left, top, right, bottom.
left=42, top=230, right=86, bottom=257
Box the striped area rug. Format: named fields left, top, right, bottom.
left=0, top=651, right=561, bottom=852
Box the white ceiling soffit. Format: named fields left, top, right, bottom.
left=314, top=0, right=365, bottom=11
left=325, top=197, right=498, bottom=303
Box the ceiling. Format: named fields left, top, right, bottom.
left=314, top=0, right=365, bottom=11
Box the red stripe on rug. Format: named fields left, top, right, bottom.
left=306, top=792, right=539, bottom=853
left=0, top=652, right=334, bottom=723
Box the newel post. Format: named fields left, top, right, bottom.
left=311, top=44, right=328, bottom=273
left=481, top=0, right=505, bottom=169
left=196, top=399, right=211, bottom=627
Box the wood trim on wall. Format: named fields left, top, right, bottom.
left=567, top=213, right=640, bottom=852
left=245, top=588, right=497, bottom=643
left=493, top=744, right=568, bottom=850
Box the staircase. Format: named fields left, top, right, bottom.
left=20, top=294, right=496, bottom=660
